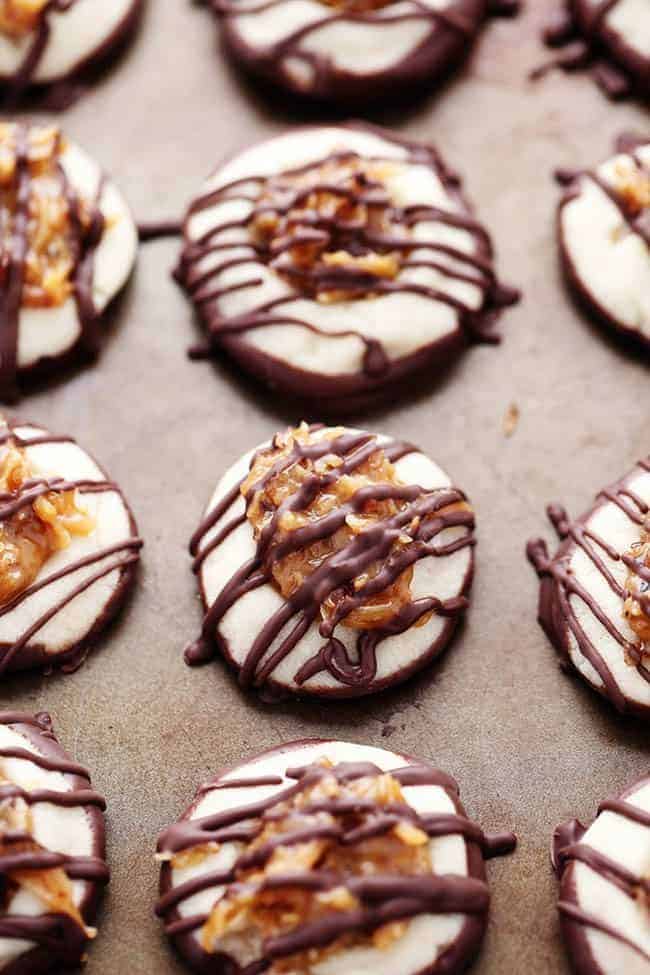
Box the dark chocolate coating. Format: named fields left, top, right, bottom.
left=156, top=739, right=516, bottom=975
left=556, top=134, right=650, bottom=356
left=527, top=456, right=650, bottom=719
left=553, top=773, right=650, bottom=975
left=210, top=0, right=519, bottom=106
left=0, top=122, right=137, bottom=401
left=0, top=0, right=143, bottom=108
left=186, top=427, right=475, bottom=699
left=537, top=1, right=650, bottom=100
left=177, top=122, right=520, bottom=412
left=0, top=418, right=142, bottom=678
left=0, top=711, right=108, bottom=975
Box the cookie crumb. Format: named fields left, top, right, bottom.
left=503, top=403, right=520, bottom=438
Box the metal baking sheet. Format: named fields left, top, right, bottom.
left=2, top=2, right=648, bottom=973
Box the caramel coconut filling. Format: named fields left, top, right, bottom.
left=251, top=157, right=408, bottom=303
left=612, top=157, right=650, bottom=219
left=179, top=763, right=433, bottom=970
left=241, top=424, right=470, bottom=633
left=624, top=525, right=650, bottom=650
left=0, top=437, right=94, bottom=606
left=0, top=777, right=93, bottom=939
left=0, top=0, right=47, bottom=38
left=0, top=123, right=93, bottom=310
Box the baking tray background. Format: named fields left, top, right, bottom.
left=2, top=2, right=649, bottom=972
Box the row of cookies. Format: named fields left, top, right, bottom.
left=1, top=120, right=647, bottom=410
left=2, top=2, right=650, bottom=108
left=0, top=414, right=647, bottom=723
left=2, top=711, right=648, bottom=975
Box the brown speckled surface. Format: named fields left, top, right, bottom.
left=1, top=2, right=649, bottom=973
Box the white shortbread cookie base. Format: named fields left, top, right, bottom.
left=0, top=721, right=97, bottom=967
left=568, top=778, right=650, bottom=974
left=560, top=144, right=650, bottom=338
left=170, top=740, right=471, bottom=974
left=581, top=0, right=650, bottom=59
left=198, top=427, right=471, bottom=693
left=15, top=136, right=137, bottom=371
left=0, top=424, right=134, bottom=660
left=0, top=0, right=135, bottom=83
left=229, top=0, right=463, bottom=81
left=187, top=126, right=483, bottom=378
left=563, top=465, right=650, bottom=710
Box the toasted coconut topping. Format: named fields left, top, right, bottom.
left=0, top=0, right=48, bottom=38
left=0, top=773, right=92, bottom=937
left=0, top=123, right=94, bottom=310
left=613, top=157, right=650, bottom=218
left=199, top=761, right=432, bottom=970
left=242, top=425, right=417, bottom=631
left=624, top=524, right=650, bottom=650
left=0, top=432, right=94, bottom=606
left=251, top=156, right=408, bottom=303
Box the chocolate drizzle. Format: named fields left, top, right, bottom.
left=0, top=123, right=107, bottom=402
left=202, top=0, right=520, bottom=104
left=534, top=1, right=649, bottom=99
left=0, top=418, right=143, bottom=677
left=527, top=457, right=650, bottom=716
left=0, top=710, right=109, bottom=967
left=177, top=125, right=519, bottom=399
left=556, top=135, right=650, bottom=249
left=553, top=776, right=650, bottom=967
left=185, top=427, right=475, bottom=694
left=156, top=752, right=516, bottom=971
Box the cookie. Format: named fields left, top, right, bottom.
left=202, top=0, right=519, bottom=105
left=0, top=122, right=138, bottom=401
left=156, top=738, right=516, bottom=975
left=0, top=710, right=109, bottom=974
left=0, top=416, right=142, bottom=678
left=527, top=456, right=650, bottom=718
left=177, top=124, right=519, bottom=413
left=552, top=774, right=650, bottom=974
left=537, top=0, right=650, bottom=100
left=556, top=134, right=650, bottom=354
left=185, top=423, right=474, bottom=699
left=0, top=0, right=142, bottom=106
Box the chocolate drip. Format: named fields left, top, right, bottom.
left=0, top=710, right=109, bottom=962
left=156, top=757, right=516, bottom=964
left=0, top=418, right=143, bottom=676
left=554, top=783, right=650, bottom=963
left=0, top=122, right=106, bottom=401
left=527, top=456, right=650, bottom=714
left=177, top=129, right=519, bottom=383
left=186, top=429, right=474, bottom=691
left=137, top=220, right=183, bottom=242
left=534, top=1, right=640, bottom=99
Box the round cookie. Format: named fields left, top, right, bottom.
left=527, top=455, right=650, bottom=718
left=0, top=416, right=142, bottom=678
left=0, top=710, right=109, bottom=974
left=539, top=0, right=650, bottom=100
left=205, top=0, right=519, bottom=105
left=186, top=423, right=475, bottom=699
left=0, top=0, right=142, bottom=105
left=156, top=738, right=516, bottom=975
left=556, top=134, right=650, bottom=354
left=0, top=121, right=138, bottom=400
left=552, top=774, right=650, bottom=975
left=177, top=124, right=519, bottom=413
